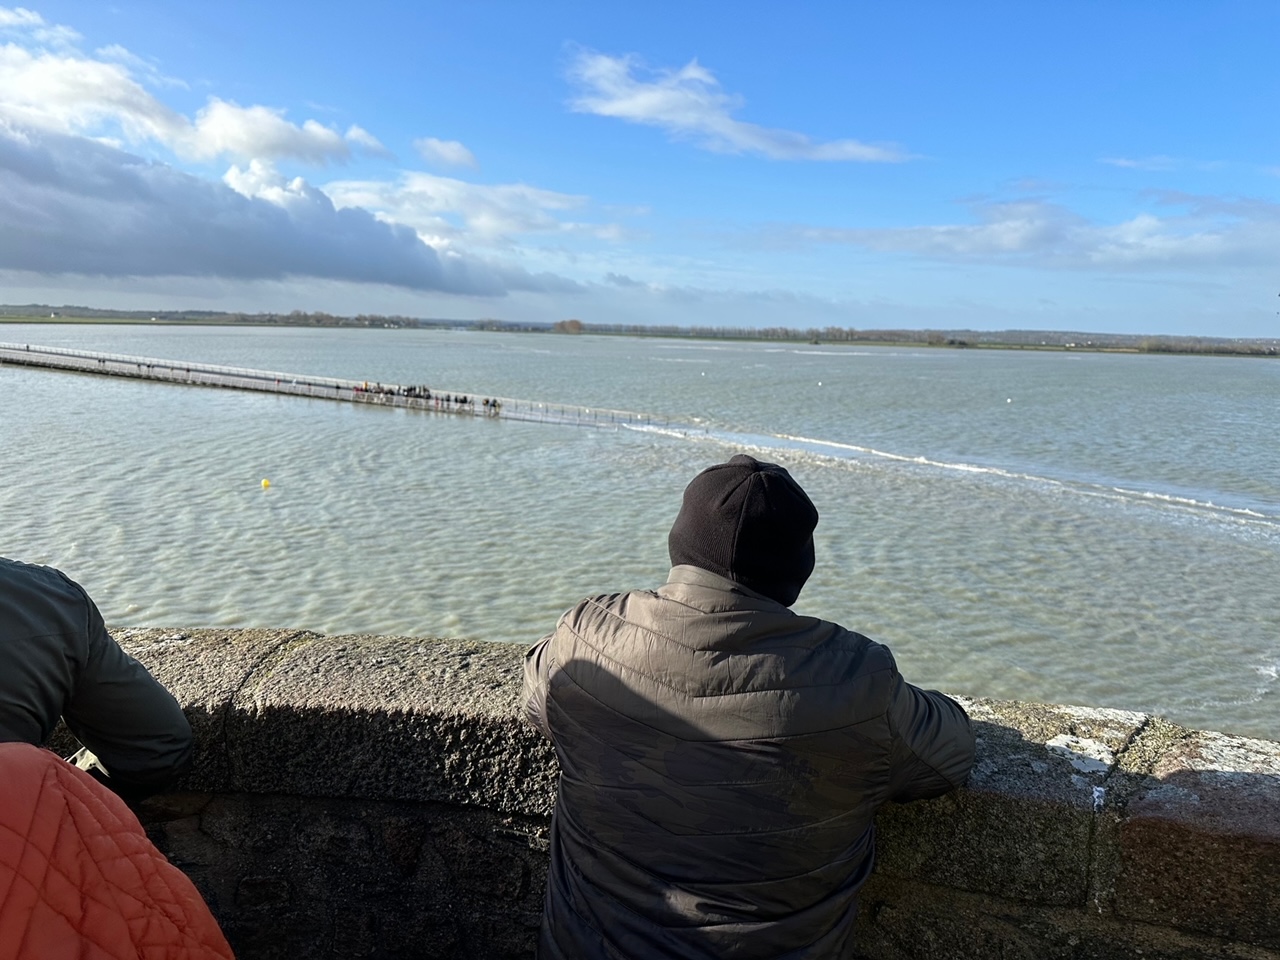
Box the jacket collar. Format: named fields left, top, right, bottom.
left=662, top=564, right=792, bottom=612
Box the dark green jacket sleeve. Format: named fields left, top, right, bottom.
left=0, top=559, right=193, bottom=798
left=62, top=584, right=194, bottom=795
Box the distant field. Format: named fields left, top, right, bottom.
left=0, top=316, right=267, bottom=326
left=2, top=315, right=150, bottom=324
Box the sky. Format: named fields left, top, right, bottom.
left=2, top=2, right=1278, bottom=337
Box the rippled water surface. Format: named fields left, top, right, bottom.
left=3, top=324, right=1277, bottom=737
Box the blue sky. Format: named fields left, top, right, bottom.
left=2, top=3, right=1278, bottom=336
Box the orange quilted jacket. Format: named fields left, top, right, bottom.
left=0, top=743, right=234, bottom=960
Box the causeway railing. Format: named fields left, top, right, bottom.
left=0, top=342, right=696, bottom=432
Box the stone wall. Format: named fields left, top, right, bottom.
left=78, top=628, right=1279, bottom=959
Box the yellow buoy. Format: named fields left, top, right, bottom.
left=261, top=478, right=271, bottom=489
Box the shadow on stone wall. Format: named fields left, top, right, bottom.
left=133, top=697, right=552, bottom=960
left=141, top=787, right=547, bottom=960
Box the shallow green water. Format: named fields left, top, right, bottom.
left=2, top=324, right=1277, bottom=737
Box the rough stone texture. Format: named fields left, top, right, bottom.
left=139, top=791, right=547, bottom=960
left=875, top=697, right=1147, bottom=908
left=853, top=876, right=1280, bottom=960
left=223, top=633, right=557, bottom=815
left=1115, top=731, right=1280, bottom=949
left=50, top=628, right=1276, bottom=960
left=115, top=628, right=312, bottom=789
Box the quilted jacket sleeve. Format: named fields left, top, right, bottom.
left=522, top=632, right=555, bottom=740
left=884, top=668, right=976, bottom=802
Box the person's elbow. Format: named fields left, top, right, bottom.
left=153, top=715, right=196, bottom=784
left=522, top=635, right=555, bottom=740
left=935, top=709, right=977, bottom=792
left=891, top=690, right=978, bottom=802
left=105, top=715, right=196, bottom=801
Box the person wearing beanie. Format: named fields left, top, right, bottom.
left=523, top=454, right=975, bottom=960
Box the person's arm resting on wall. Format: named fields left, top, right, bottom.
left=885, top=667, right=976, bottom=802
left=62, top=581, right=194, bottom=801
left=522, top=633, right=555, bottom=740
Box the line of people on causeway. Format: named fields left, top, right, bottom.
left=347, top=381, right=502, bottom=414
left=1, top=454, right=973, bottom=959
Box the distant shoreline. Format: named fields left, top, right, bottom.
left=1, top=310, right=1276, bottom=358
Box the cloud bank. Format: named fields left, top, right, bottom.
left=567, top=50, right=908, bottom=162
left=0, top=8, right=587, bottom=297
left=0, top=123, right=577, bottom=295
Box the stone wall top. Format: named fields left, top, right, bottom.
left=113, top=627, right=557, bottom=816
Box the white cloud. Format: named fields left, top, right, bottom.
left=0, top=9, right=599, bottom=300
left=181, top=98, right=353, bottom=163
left=0, top=23, right=376, bottom=165
left=324, top=170, right=600, bottom=247
left=0, top=123, right=579, bottom=296
left=0, top=7, right=42, bottom=28
left=223, top=157, right=318, bottom=209
left=414, top=136, right=477, bottom=168
left=95, top=43, right=187, bottom=89
left=777, top=195, right=1280, bottom=271
left=0, top=43, right=187, bottom=143
left=1101, top=155, right=1177, bottom=171
left=345, top=124, right=387, bottom=154
left=1100, top=155, right=1228, bottom=175
left=0, top=5, right=78, bottom=47
left=566, top=50, right=907, bottom=162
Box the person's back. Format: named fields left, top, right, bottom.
left=524, top=455, right=975, bottom=959
left=0, top=557, right=193, bottom=798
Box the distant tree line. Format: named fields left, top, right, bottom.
left=0, top=305, right=548, bottom=332
left=1136, top=336, right=1279, bottom=357
left=3, top=304, right=1275, bottom=356
left=553, top=321, right=1279, bottom=355
left=555, top=320, right=1279, bottom=355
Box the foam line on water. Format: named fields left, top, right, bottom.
left=1106, top=485, right=1270, bottom=518
left=623, top=424, right=1280, bottom=530
left=774, top=433, right=1280, bottom=526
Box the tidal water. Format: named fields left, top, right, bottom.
left=2, top=323, right=1277, bottom=738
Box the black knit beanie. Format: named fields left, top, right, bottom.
left=667, top=454, right=819, bottom=607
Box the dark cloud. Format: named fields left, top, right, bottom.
left=0, top=124, right=579, bottom=296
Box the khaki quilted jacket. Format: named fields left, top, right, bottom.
left=524, top=565, right=975, bottom=960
